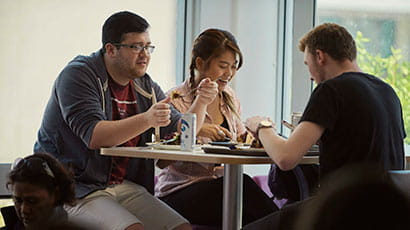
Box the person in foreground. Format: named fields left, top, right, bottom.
left=243, top=23, right=406, bottom=229
left=295, top=164, right=410, bottom=230
left=2, top=153, right=78, bottom=230
left=34, top=11, right=218, bottom=230
left=155, top=28, right=278, bottom=226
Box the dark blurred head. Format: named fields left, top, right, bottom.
left=7, top=153, right=76, bottom=228
left=296, top=164, right=410, bottom=230
left=299, top=23, right=356, bottom=62
left=102, top=11, right=150, bottom=52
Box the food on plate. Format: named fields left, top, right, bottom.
left=237, top=132, right=263, bottom=148
left=170, top=90, right=183, bottom=99
left=162, top=132, right=181, bottom=145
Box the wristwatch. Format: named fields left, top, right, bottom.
left=256, top=120, right=273, bottom=138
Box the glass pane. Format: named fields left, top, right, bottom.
left=317, top=0, right=410, bottom=146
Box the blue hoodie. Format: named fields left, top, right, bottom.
left=34, top=49, right=181, bottom=198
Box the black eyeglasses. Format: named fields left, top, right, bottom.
left=11, top=157, right=55, bottom=178
left=113, top=43, right=155, bottom=54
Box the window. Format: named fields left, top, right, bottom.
left=0, top=0, right=183, bottom=162
left=317, top=0, right=410, bottom=149
left=185, top=0, right=280, bottom=121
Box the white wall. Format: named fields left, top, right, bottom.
left=192, top=0, right=279, bottom=121
left=0, top=0, right=179, bottom=163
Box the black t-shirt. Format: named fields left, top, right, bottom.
left=300, top=72, right=406, bottom=179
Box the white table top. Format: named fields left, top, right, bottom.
left=100, top=146, right=319, bottom=165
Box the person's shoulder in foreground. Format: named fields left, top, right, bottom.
left=295, top=163, right=410, bottom=230
left=243, top=164, right=410, bottom=230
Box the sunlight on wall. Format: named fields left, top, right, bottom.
left=0, top=0, right=178, bottom=162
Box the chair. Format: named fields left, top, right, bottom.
left=0, top=163, right=12, bottom=199
left=292, top=166, right=310, bottom=200
left=266, top=164, right=319, bottom=208
left=1, top=205, right=18, bottom=228
left=252, top=175, right=273, bottom=198
left=0, top=164, right=12, bottom=228
left=388, top=170, right=410, bottom=199
left=252, top=175, right=289, bottom=208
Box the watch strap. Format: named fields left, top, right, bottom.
left=256, top=123, right=273, bottom=139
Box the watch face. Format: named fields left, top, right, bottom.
left=260, top=120, right=272, bottom=126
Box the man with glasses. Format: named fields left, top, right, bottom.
left=34, top=11, right=217, bottom=230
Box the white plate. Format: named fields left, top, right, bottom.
left=145, top=143, right=201, bottom=151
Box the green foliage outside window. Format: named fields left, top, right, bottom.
left=355, top=31, right=410, bottom=144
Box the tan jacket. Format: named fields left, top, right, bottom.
left=155, top=79, right=246, bottom=197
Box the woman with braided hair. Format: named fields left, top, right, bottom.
left=155, top=28, right=278, bottom=227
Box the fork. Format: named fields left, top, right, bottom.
left=171, top=78, right=223, bottom=99
left=282, top=120, right=296, bottom=131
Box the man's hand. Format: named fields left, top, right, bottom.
left=146, top=97, right=172, bottom=127
left=195, top=78, right=218, bottom=105
left=245, top=116, right=274, bottom=136
left=198, top=123, right=233, bottom=141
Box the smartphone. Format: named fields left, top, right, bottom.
left=282, top=120, right=295, bottom=130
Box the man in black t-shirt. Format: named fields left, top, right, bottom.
left=243, top=23, right=406, bottom=230
left=303, top=71, right=405, bottom=178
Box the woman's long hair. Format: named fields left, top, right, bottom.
left=188, top=28, right=243, bottom=118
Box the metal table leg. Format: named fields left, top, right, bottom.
left=223, top=164, right=243, bottom=230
